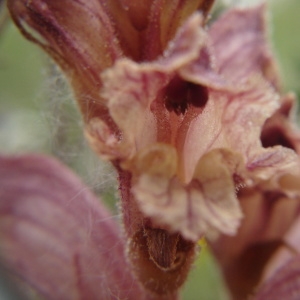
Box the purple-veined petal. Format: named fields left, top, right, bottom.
left=259, top=209, right=300, bottom=287
left=179, top=77, right=280, bottom=181
left=210, top=185, right=300, bottom=300
left=207, top=89, right=300, bottom=299
left=209, top=4, right=280, bottom=89
left=132, top=146, right=243, bottom=242
left=255, top=255, right=300, bottom=300
left=0, top=154, right=148, bottom=300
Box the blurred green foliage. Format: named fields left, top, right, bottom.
left=0, top=23, right=44, bottom=109
left=1, top=1, right=300, bottom=299
left=271, top=0, right=300, bottom=96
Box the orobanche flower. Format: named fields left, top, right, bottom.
left=3, top=0, right=300, bottom=299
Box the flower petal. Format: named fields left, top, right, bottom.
left=259, top=208, right=300, bottom=286
left=209, top=4, right=280, bottom=89
left=255, top=256, right=300, bottom=300
left=132, top=146, right=243, bottom=241
left=0, top=155, right=146, bottom=300
left=261, top=93, right=300, bottom=154
left=179, top=78, right=280, bottom=181
left=210, top=187, right=300, bottom=300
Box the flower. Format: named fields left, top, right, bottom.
left=4, top=0, right=300, bottom=299
left=210, top=93, right=300, bottom=299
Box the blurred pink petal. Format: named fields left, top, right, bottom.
left=255, top=256, right=300, bottom=300
left=0, top=155, right=148, bottom=300
left=210, top=189, right=300, bottom=299
left=209, top=4, right=280, bottom=89
left=257, top=206, right=300, bottom=289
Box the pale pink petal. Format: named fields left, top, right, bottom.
left=179, top=44, right=229, bottom=90
left=247, top=93, right=300, bottom=181
left=209, top=4, right=280, bottom=89
left=179, top=78, right=280, bottom=181
left=0, top=155, right=147, bottom=300
left=133, top=146, right=243, bottom=241
left=246, top=146, right=299, bottom=181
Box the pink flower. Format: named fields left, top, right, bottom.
left=3, top=0, right=300, bottom=299
left=211, top=93, right=300, bottom=299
